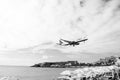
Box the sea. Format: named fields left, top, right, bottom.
left=0, top=66, right=77, bottom=80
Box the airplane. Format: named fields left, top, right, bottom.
left=57, top=38, right=88, bottom=47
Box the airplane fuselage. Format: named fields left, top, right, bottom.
left=58, top=38, right=88, bottom=46
left=69, top=41, right=79, bottom=46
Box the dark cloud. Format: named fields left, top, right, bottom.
left=117, top=4, right=120, bottom=10
left=41, top=42, right=54, bottom=45
left=102, top=0, right=112, bottom=3
left=79, top=0, right=86, bottom=7
left=113, top=4, right=120, bottom=16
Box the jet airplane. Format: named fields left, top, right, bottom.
left=57, top=38, right=88, bottom=47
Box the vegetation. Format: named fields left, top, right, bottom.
left=31, top=56, right=120, bottom=68
left=32, top=61, right=79, bottom=68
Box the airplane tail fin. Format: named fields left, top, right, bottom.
left=59, top=40, right=63, bottom=45
left=57, top=39, right=63, bottom=45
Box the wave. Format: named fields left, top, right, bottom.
left=0, top=76, right=19, bottom=80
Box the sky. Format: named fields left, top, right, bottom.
left=0, top=0, right=120, bottom=66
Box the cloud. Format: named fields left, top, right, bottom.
left=0, top=0, right=120, bottom=65
left=41, top=42, right=54, bottom=45
left=41, top=55, right=49, bottom=60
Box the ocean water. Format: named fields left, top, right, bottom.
left=0, top=66, right=77, bottom=80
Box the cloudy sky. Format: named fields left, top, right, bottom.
left=0, top=0, right=120, bottom=66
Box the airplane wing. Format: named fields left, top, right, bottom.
left=77, top=40, right=83, bottom=42
left=77, top=39, right=88, bottom=42
left=57, top=39, right=70, bottom=46
left=60, top=39, right=71, bottom=43
left=57, top=43, right=69, bottom=46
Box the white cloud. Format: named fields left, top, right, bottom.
left=41, top=55, right=49, bottom=60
